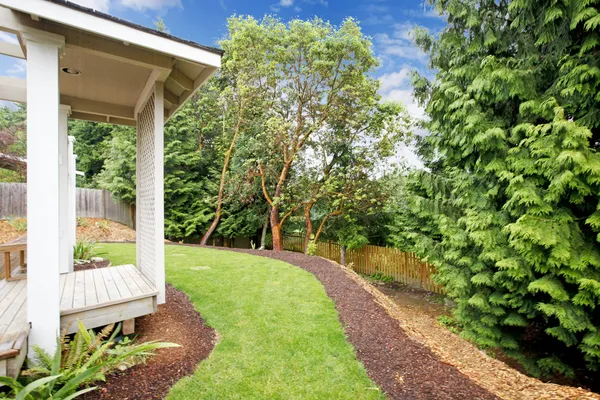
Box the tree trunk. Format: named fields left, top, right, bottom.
left=340, top=245, right=346, bottom=266
left=259, top=212, right=269, bottom=250
left=268, top=162, right=292, bottom=251
left=199, top=102, right=245, bottom=246
left=271, top=213, right=283, bottom=251
left=303, top=203, right=313, bottom=254
left=200, top=210, right=221, bottom=246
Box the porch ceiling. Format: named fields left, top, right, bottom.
left=0, top=0, right=222, bottom=126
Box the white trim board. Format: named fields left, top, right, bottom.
left=0, top=0, right=221, bottom=68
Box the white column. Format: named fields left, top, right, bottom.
left=153, top=82, right=165, bottom=304
left=24, top=30, right=65, bottom=355
left=67, top=136, right=76, bottom=271
left=59, top=105, right=71, bottom=274
left=135, top=82, right=165, bottom=305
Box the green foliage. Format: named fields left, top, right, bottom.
left=69, top=121, right=115, bottom=188
left=0, top=374, right=96, bottom=400
left=306, top=241, right=318, bottom=256
left=6, top=216, right=26, bottom=233
left=23, top=321, right=179, bottom=394
left=390, top=0, right=600, bottom=378
left=73, top=240, right=96, bottom=262
left=367, top=271, right=394, bottom=283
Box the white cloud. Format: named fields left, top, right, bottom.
left=280, top=0, right=294, bottom=6
left=0, top=32, right=18, bottom=45
left=0, top=101, right=18, bottom=110
left=69, top=0, right=110, bottom=12
left=7, top=59, right=26, bottom=78
left=118, top=0, right=181, bottom=11
left=374, top=23, right=428, bottom=64
left=378, top=67, right=412, bottom=93
left=69, top=0, right=180, bottom=12
left=382, top=88, right=425, bottom=120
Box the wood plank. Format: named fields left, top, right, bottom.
left=84, top=269, right=98, bottom=307
left=60, top=296, right=156, bottom=334
left=0, top=282, right=26, bottom=337
left=60, top=272, right=76, bottom=310
left=122, top=265, right=154, bottom=294
left=108, top=266, right=133, bottom=299
left=7, top=337, right=27, bottom=378
left=0, top=280, right=25, bottom=327
left=72, top=271, right=87, bottom=309
left=5, top=295, right=27, bottom=336
left=93, top=269, right=110, bottom=304
left=100, top=267, right=121, bottom=301
left=0, top=332, right=19, bottom=353
left=115, top=266, right=143, bottom=297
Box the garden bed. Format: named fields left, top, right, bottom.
left=81, top=284, right=217, bottom=400
left=219, top=248, right=497, bottom=400
left=221, top=248, right=600, bottom=400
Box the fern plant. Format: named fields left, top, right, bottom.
left=23, top=321, right=179, bottom=390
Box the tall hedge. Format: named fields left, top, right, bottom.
left=400, top=0, right=600, bottom=377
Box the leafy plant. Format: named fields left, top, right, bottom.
left=73, top=241, right=96, bottom=263
left=23, top=322, right=179, bottom=392
left=96, top=220, right=110, bottom=232
left=76, top=218, right=88, bottom=228
left=393, top=0, right=600, bottom=378
left=7, top=216, right=26, bottom=233
left=0, top=374, right=97, bottom=400
left=368, top=271, right=393, bottom=284
left=306, top=241, right=318, bottom=256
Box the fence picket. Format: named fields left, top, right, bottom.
left=282, top=234, right=443, bottom=294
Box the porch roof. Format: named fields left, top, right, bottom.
left=0, top=0, right=222, bottom=125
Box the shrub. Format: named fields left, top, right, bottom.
left=73, top=240, right=96, bottom=262
left=7, top=216, right=26, bottom=233
left=306, top=241, right=318, bottom=256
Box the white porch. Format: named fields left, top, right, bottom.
left=0, top=264, right=157, bottom=377
left=0, top=0, right=221, bottom=378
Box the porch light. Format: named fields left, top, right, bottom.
left=61, top=67, right=81, bottom=75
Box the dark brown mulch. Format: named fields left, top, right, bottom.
left=217, top=247, right=498, bottom=400
left=82, top=285, right=217, bottom=400
left=74, top=260, right=111, bottom=271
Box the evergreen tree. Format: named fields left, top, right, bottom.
left=396, top=0, right=600, bottom=377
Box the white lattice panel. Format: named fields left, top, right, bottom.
left=137, top=93, right=156, bottom=284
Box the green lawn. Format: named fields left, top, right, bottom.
left=96, top=243, right=382, bottom=400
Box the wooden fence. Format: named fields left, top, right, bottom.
left=0, top=183, right=135, bottom=228
left=283, top=235, right=443, bottom=294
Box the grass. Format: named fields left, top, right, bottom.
left=96, top=243, right=383, bottom=400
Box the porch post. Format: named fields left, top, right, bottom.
left=135, top=81, right=165, bottom=304
left=67, top=136, right=77, bottom=270
left=59, top=105, right=72, bottom=274
left=24, top=30, right=65, bottom=355
left=154, top=82, right=166, bottom=304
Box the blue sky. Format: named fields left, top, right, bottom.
left=0, top=0, right=445, bottom=166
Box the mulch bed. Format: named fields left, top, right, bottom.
left=218, top=247, right=498, bottom=400
left=74, top=260, right=111, bottom=271
left=82, top=284, right=217, bottom=400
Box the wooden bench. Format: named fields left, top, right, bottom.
left=0, top=239, right=27, bottom=281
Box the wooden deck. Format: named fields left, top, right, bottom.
left=0, top=264, right=157, bottom=377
